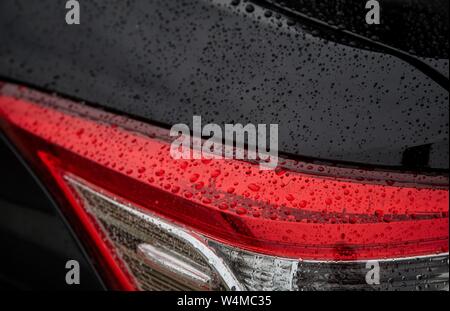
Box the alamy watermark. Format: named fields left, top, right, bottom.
left=65, top=259, right=80, bottom=285
left=170, top=116, right=279, bottom=170
left=65, top=0, right=80, bottom=25
left=366, top=0, right=381, bottom=25
left=365, top=260, right=381, bottom=285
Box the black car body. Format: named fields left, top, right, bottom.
left=0, top=0, right=448, bottom=291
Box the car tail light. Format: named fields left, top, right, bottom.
left=0, top=83, right=448, bottom=291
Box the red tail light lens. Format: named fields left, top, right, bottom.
left=0, top=83, right=448, bottom=290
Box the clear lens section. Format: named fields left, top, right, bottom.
left=66, top=173, right=449, bottom=291
left=210, top=243, right=449, bottom=291
left=66, top=174, right=241, bottom=291
left=137, top=243, right=213, bottom=290
left=209, top=242, right=299, bottom=291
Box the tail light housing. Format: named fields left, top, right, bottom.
left=0, top=83, right=448, bottom=291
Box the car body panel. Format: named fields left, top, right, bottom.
left=0, top=0, right=448, bottom=170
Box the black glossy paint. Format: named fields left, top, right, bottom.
left=267, top=0, right=449, bottom=59
left=0, top=0, right=448, bottom=170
